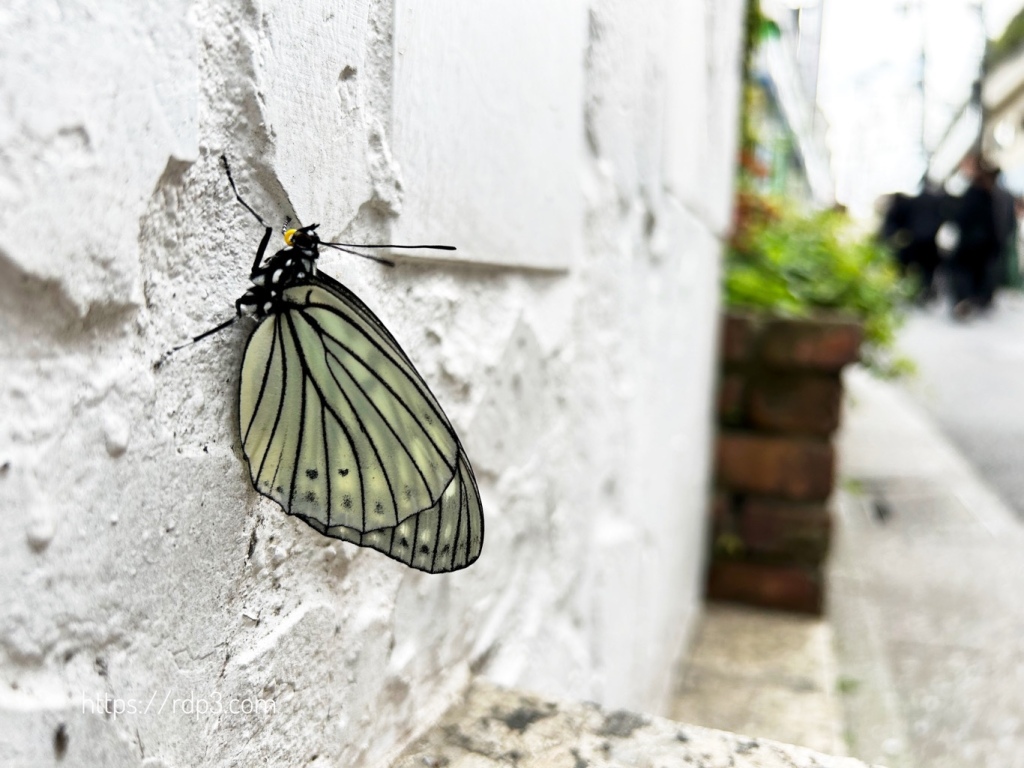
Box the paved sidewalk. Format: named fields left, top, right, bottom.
left=674, top=366, right=1024, bottom=768
left=831, top=367, right=1024, bottom=768
left=671, top=602, right=846, bottom=755
left=895, top=293, right=1024, bottom=521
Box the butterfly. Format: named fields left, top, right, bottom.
left=179, top=156, right=483, bottom=573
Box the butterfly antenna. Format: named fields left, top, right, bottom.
left=221, top=155, right=269, bottom=228
left=155, top=316, right=239, bottom=370
left=319, top=241, right=457, bottom=268
left=320, top=242, right=397, bottom=267
left=325, top=242, right=456, bottom=251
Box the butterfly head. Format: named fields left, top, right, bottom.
left=283, top=223, right=321, bottom=249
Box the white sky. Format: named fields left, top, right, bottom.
left=817, top=0, right=1024, bottom=216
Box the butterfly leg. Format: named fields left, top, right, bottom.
left=235, top=289, right=264, bottom=316
left=220, top=156, right=283, bottom=275
left=155, top=312, right=239, bottom=368
left=190, top=315, right=239, bottom=344
left=220, top=156, right=275, bottom=275
left=161, top=288, right=257, bottom=361
left=221, top=155, right=269, bottom=226
left=167, top=285, right=257, bottom=355
left=250, top=225, right=274, bottom=276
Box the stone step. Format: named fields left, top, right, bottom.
left=392, top=679, right=883, bottom=768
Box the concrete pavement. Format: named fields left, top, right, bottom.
left=896, top=292, right=1024, bottom=521
left=831, top=366, right=1024, bottom=768
left=674, top=362, right=1024, bottom=767
left=671, top=602, right=847, bottom=755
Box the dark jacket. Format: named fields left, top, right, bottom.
left=952, top=184, right=999, bottom=266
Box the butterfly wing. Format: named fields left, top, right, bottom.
left=238, top=274, right=483, bottom=572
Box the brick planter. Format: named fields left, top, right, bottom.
left=706, top=311, right=863, bottom=614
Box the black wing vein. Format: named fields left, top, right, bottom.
left=254, top=319, right=289, bottom=484
left=298, top=304, right=457, bottom=470
left=283, top=310, right=394, bottom=532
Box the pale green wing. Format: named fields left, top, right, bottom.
left=313, top=452, right=482, bottom=573
left=237, top=276, right=483, bottom=572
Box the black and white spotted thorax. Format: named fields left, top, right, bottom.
left=237, top=224, right=321, bottom=318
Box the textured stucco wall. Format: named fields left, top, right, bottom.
left=0, top=1, right=744, bottom=766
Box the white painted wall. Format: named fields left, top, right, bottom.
left=0, top=1, right=744, bottom=766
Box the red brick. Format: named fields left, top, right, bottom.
left=717, top=372, right=746, bottom=424
left=709, top=492, right=746, bottom=558
left=720, top=313, right=757, bottom=364
left=706, top=561, right=823, bottom=614
left=715, top=432, right=835, bottom=500
left=710, top=490, right=732, bottom=527
left=759, top=317, right=863, bottom=371
left=738, top=499, right=831, bottom=564
left=747, top=372, right=842, bottom=436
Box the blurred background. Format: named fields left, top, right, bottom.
left=694, top=2, right=1024, bottom=767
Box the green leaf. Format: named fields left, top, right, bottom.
left=724, top=194, right=912, bottom=377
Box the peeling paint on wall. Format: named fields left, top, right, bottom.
left=0, top=0, right=744, bottom=765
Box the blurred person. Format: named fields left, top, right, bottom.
left=990, top=176, right=1019, bottom=296
left=1014, top=196, right=1024, bottom=286
left=880, top=192, right=912, bottom=268
left=948, top=154, right=1001, bottom=319
left=879, top=182, right=945, bottom=303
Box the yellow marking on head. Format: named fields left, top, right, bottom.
left=283, top=228, right=298, bottom=246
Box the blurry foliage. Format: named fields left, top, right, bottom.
left=988, top=6, right=1024, bottom=68
left=725, top=191, right=914, bottom=378
left=729, top=0, right=912, bottom=378
left=836, top=676, right=861, bottom=695
left=713, top=531, right=745, bottom=559
left=739, top=0, right=767, bottom=157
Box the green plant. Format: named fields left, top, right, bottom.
left=988, top=6, right=1024, bottom=68
left=724, top=194, right=913, bottom=377
left=836, top=676, right=861, bottom=695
